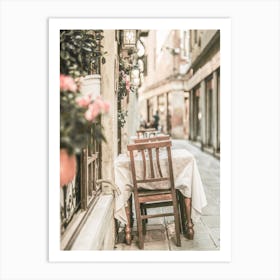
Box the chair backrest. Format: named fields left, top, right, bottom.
left=127, top=140, right=175, bottom=191
left=136, top=128, right=156, bottom=138
left=134, top=135, right=170, bottom=144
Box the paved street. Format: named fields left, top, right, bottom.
left=115, top=139, right=220, bottom=251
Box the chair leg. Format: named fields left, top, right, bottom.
left=129, top=195, right=134, bottom=229
left=177, top=190, right=186, bottom=234
left=184, top=197, right=194, bottom=240
left=172, top=191, right=181, bottom=247
left=174, top=209, right=181, bottom=247
left=134, top=193, right=144, bottom=249
left=142, top=220, right=146, bottom=236
left=114, top=219, right=120, bottom=244
left=125, top=196, right=132, bottom=245
left=144, top=207, right=148, bottom=223
left=141, top=204, right=148, bottom=224
left=141, top=206, right=147, bottom=236
left=137, top=218, right=144, bottom=249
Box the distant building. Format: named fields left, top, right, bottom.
left=138, top=30, right=190, bottom=138
left=138, top=29, right=220, bottom=156
left=184, top=30, right=220, bottom=157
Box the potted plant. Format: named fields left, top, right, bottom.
left=60, top=30, right=109, bottom=187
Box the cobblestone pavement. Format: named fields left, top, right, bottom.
left=114, top=139, right=220, bottom=251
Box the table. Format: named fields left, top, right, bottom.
left=114, top=148, right=207, bottom=241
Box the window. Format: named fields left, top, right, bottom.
left=180, top=30, right=190, bottom=60
left=194, top=30, right=198, bottom=44
left=143, top=55, right=148, bottom=76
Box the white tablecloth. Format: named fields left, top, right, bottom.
left=114, top=149, right=207, bottom=224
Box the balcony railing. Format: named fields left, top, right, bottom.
left=60, top=136, right=102, bottom=235
left=81, top=147, right=101, bottom=210
left=60, top=172, right=81, bottom=234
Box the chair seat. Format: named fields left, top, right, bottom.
left=138, top=189, right=172, bottom=204
left=138, top=189, right=171, bottom=196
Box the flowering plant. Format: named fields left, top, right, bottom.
left=117, top=57, right=137, bottom=128
left=60, top=29, right=109, bottom=155
left=60, top=74, right=110, bottom=155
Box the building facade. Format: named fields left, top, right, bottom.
left=185, top=30, right=220, bottom=157
left=60, top=30, right=145, bottom=250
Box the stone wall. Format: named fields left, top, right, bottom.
left=101, top=30, right=119, bottom=180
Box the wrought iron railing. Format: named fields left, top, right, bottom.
left=60, top=124, right=103, bottom=234
left=81, top=141, right=102, bottom=210
left=60, top=142, right=102, bottom=235
left=60, top=158, right=81, bottom=234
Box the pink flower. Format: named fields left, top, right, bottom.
left=84, top=109, right=94, bottom=122
left=76, top=94, right=92, bottom=108
left=84, top=102, right=100, bottom=122
left=94, top=96, right=104, bottom=109
left=84, top=96, right=110, bottom=122
left=94, top=96, right=110, bottom=113
left=60, top=74, right=77, bottom=92
left=126, top=80, right=130, bottom=91
left=90, top=102, right=101, bottom=119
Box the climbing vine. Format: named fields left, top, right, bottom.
left=117, top=57, right=137, bottom=128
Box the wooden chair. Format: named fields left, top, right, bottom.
left=136, top=128, right=156, bottom=138
left=133, top=135, right=171, bottom=230
left=127, top=140, right=181, bottom=249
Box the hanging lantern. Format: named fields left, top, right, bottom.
left=122, top=30, right=137, bottom=49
